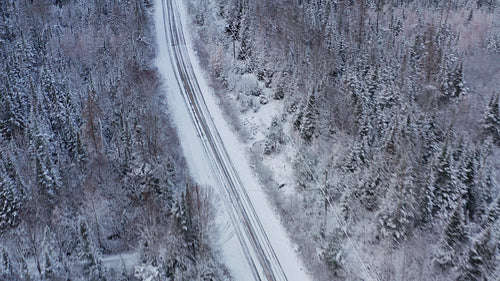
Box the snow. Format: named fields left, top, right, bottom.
left=101, top=252, right=139, bottom=273
left=154, top=2, right=253, bottom=279
left=154, top=0, right=311, bottom=280
left=134, top=264, right=159, bottom=281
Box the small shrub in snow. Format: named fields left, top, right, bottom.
left=237, top=92, right=259, bottom=113
left=259, top=96, right=268, bottom=105
left=264, top=117, right=286, bottom=155
left=274, top=85, right=285, bottom=100
left=134, top=264, right=159, bottom=281
left=236, top=75, right=261, bottom=96
left=256, top=69, right=274, bottom=87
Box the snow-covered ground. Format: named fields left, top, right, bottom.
left=101, top=252, right=139, bottom=273
left=153, top=0, right=311, bottom=280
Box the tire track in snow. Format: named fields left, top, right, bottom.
left=159, top=0, right=289, bottom=280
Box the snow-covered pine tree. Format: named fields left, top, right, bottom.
left=41, top=226, right=65, bottom=280
left=458, top=146, right=480, bottom=222
left=443, top=203, right=468, bottom=249
left=237, top=14, right=252, bottom=61
left=0, top=173, right=20, bottom=232
left=434, top=202, right=467, bottom=269
left=74, top=130, right=88, bottom=168
left=0, top=74, right=28, bottom=140
left=473, top=144, right=495, bottom=221
left=264, top=116, right=286, bottom=155
left=439, top=53, right=467, bottom=105
left=456, top=227, right=498, bottom=281
left=451, top=61, right=467, bottom=99
left=343, top=138, right=368, bottom=173
left=172, top=191, right=189, bottom=238
left=431, top=142, right=460, bottom=218
left=40, top=65, right=66, bottom=136
left=419, top=180, right=435, bottom=227
left=30, top=123, right=59, bottom=206
left=78, top=218, right=105, bottom=280
left=481, top=91, right=499, bottom=145
left=420, top=115, right=443, bottom=166
left=378, top=160, right=417, bottom=242
left=359, top=167, right=382, bottom=211
left=293, top=145, right=318, bottom=189
left=485, top=194, right=500, bottom=226
left=165, top=188, right=204, bottom=279
left=294, top=90, right=318, bottom=143
left=79, top=218, right=95, bottom=272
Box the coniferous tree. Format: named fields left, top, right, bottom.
left=0, top=174, right=20, bottom=232
left=343, top=139, right=368, bottom=173
left=481, top=92, right=499, bottom=145
left=458, top=147, right=478, bottom=221
left=264, top=116, right=286, bottom=155
left=41, top=226, right=64, bottom=280
left=485, top=194, right=500, bottom=226
left=79, top=218, right=95, bottom=274
left=30, top=124, right=59, bottom=207
left=434, top=203, right=467, bottom=268
left=78, top=218, right=105, bottom=280
left=444, top=203, right=468, bottom=249
left=419, top=182, right=435, bottom=226
left=359, top=168, right=381, bottom=211
left=431, top=142, right=460, bottom=217
left=237, top=15, right=252, bottom=61
left=457, top=227, right=497, bottom=281
left=440, top=57, right=467, bottom=104
left=420, top=116, right=442, bottom=166
left=185, top=186, right=202, bottom=260
left=293, top=146, right=318, bottom=189
left=0, top=62, right=29, bottom=140
left=294, top=90, right=318, bottom=142
left=388, top=167, right=417, bottom=242
left=451, top=62, right=466, bottom=99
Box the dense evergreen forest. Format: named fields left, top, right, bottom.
left=185, top=0, right=499, bottom=280
left=1, top=0, right=499, bottom=280
left=0, top=0, right=228, bottom=280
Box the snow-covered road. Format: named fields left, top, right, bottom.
left=154, top=0, right=311, bottom=280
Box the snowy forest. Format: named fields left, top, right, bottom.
left=1, top=0, right=499, bottom=281
left=183, top=0, right=500, bottom=280
left=0, top=0, right=229, bottom=280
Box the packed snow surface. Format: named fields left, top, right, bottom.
left=154, top=0, right=311, bottom=280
